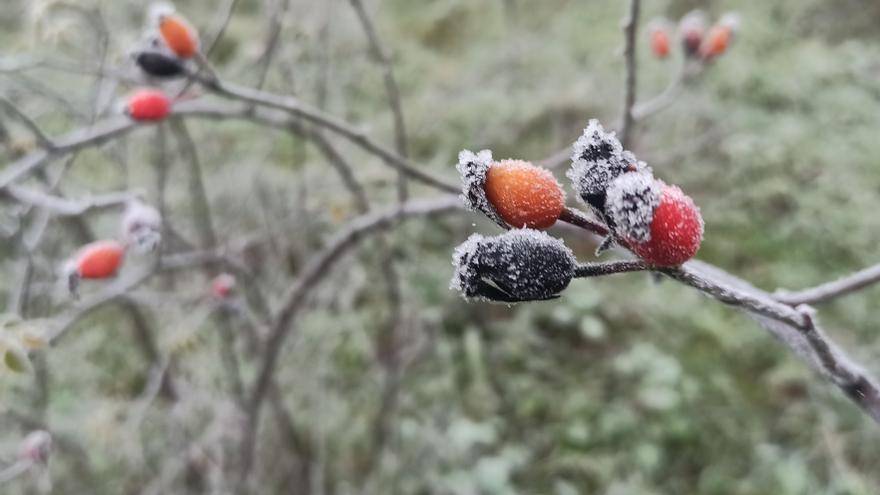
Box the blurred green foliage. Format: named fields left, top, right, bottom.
left=1, top=0, right=879, bottom=493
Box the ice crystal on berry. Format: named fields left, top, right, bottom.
left=567, top=120, right=649, bottom=213
left=457, top=149, right=507, bottom=228
left=606, top=172, right=662, bottom=243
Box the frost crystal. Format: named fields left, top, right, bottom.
left=456, top=149, right=507, bottom=228
left=121, top=199, right=162, bottom=253
left=451, top=229, right=576, bottom=303
left=605, top=173, right=662, bottom=243
left=566, top=120, right=649, bottom=213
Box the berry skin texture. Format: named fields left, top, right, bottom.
left=159, top=14, right=199, bottom=58
left=484, top=160, right=565, bottom=229
left=127, top=89, right=171, bottom=121
left=629, top=185, right=704, bottom=267
left=650, top=28, right=671, bottom=58
left=75, top=240, right=126, bottom=279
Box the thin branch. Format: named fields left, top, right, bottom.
left=631, top=61, right=687, bottom=120
left=0, top=97, right=55, bottom=149
left=253, top=0, right=290, bottom=90
left=775, top=263, right=880, bottom=306
left=574, top=260, right=649, bottom=277
left=618, top=0, right=641, bottom=149
left=0, top=460, right=33, bottom=484
left=348, top=0, right=409, bottom=159
left=196, top=77, right=458, bottom=193
left=3, top=186, right=136, bottom=216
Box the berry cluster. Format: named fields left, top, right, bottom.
left=124, top=3, right=203, bottom=122
left=649, top=10, right=741, bottom=62
left=452, top=120, right=704, bottom=303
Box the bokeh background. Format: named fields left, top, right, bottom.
left=1, top=0, right=880, bottom=493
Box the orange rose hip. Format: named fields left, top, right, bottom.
left=159, top=14, right=199, bottom=59
left=484, top=160, right=565, bottom=229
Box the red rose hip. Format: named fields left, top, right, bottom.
left=126, top=89, right=171, bottom=121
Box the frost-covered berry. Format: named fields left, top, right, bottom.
left=567, top=120, right=649, bottom=215
left=700, top=15, right=740, bottom=61
left=607, top=176, right=704, bottom=267
left=648, top=19, right=672, bottom=59
left=678, top=10, right=707, bottom=58
left=457, top=150, right=565, bottom=229
left=451, top=229, right=576, bottom=303
left=126, top=89, right=171, bottom=121
left=19, top=430, right=52, bottom=465
left=65, top=240, right=126, bottom=297
left=121, top=199, right=162, bottom=252
left=700, top=25, right=731, bottom=60
left=211, top=273, right=236, bottom=299
left=70, top=240, right=126, bottom=279
left=134, top=50, right=187, bottom=78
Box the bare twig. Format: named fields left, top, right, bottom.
left=0, top=97, right=55, bottom=149
left=196, top=78, right=458, bottom=193
left=0, top=460, right=33, bottom=484
left=574, top=260, right=649, bottom=277
left=631, top=61, right=688, bottom=120
left=253, top=0, right=290, bottom=89
left=775, top=263, right=880, bottom=306
left=349, top=0, right=409, bottom=160
left=619, top=0, right=641, bottom=148
left=3, top=186, right=136, bottom=216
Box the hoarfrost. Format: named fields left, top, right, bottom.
left=566, top=120, right=649, bottom=213
left=456, top=149, right=507, bottom=229
left=606, top=172, right=662, bottom=243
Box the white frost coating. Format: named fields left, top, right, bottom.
left=451, top=229, right=575, bottom=303
left=567, top=120, right=650, bottom=205
left=148, top=2, right=176, bottom=24
left=719, top=12, right=742, bottom=33
left=121, top=199, right=162, bottom=253
left=606, top=172, right=662, bottom=243
left=456, top=149, right=507, bottom=228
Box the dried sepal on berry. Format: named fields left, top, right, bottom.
left=605, top=172, right=662, bottom=243
left=457, top=149, right=508, bottom=228
left=451, top=229, right=576, bottom=303
left=567, top=119, right=649, bottom=214
left=121, top=198, right=162, bottom=253
left=678, top=10, right=708, bottom=59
